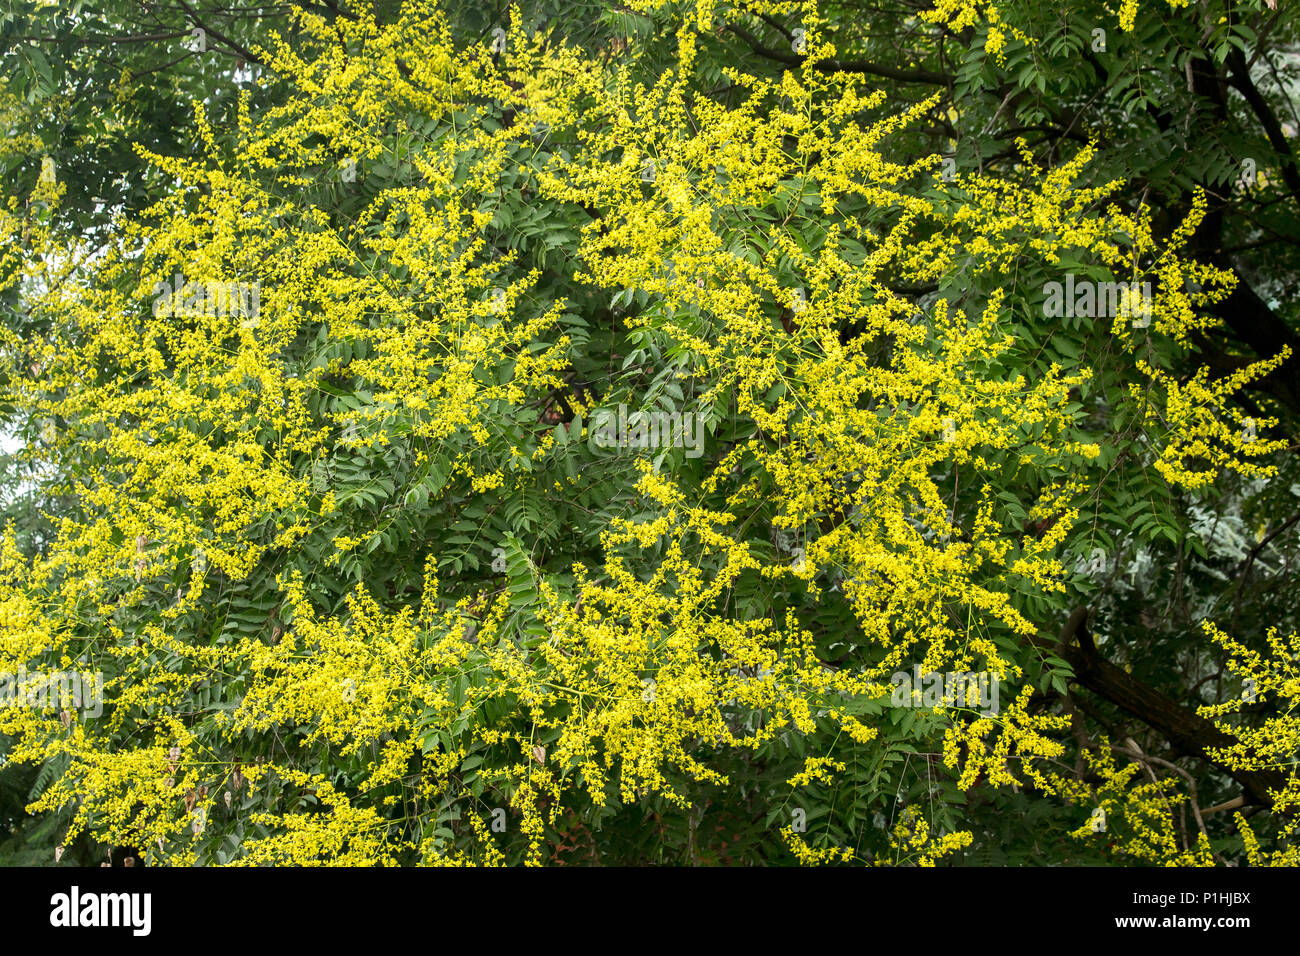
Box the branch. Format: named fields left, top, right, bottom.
left=1226, top=48, right=1300, bottom=212
left=1042, top=608, right=1287, bottom=808
left=11, top=32, right=189, bottom=43
left=175, top=0, right=265, bottom=66
left=1209, top=270, right=1300, bottom=413
left=1111, top=740, right=1211, bottom=855
left=1204, top=795, right=1247, bottom=815
left=724, top=23, right=950, bottom=85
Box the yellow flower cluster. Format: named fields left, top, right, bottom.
left=0, top=0, right=1282, bottom=866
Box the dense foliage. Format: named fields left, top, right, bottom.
left=1, top=0, right=1298, bottom=866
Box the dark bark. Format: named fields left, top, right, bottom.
left=1041, top=607, right=1288, bottom=808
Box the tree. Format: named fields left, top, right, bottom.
left=0, top=0, right=1296, bottom=866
